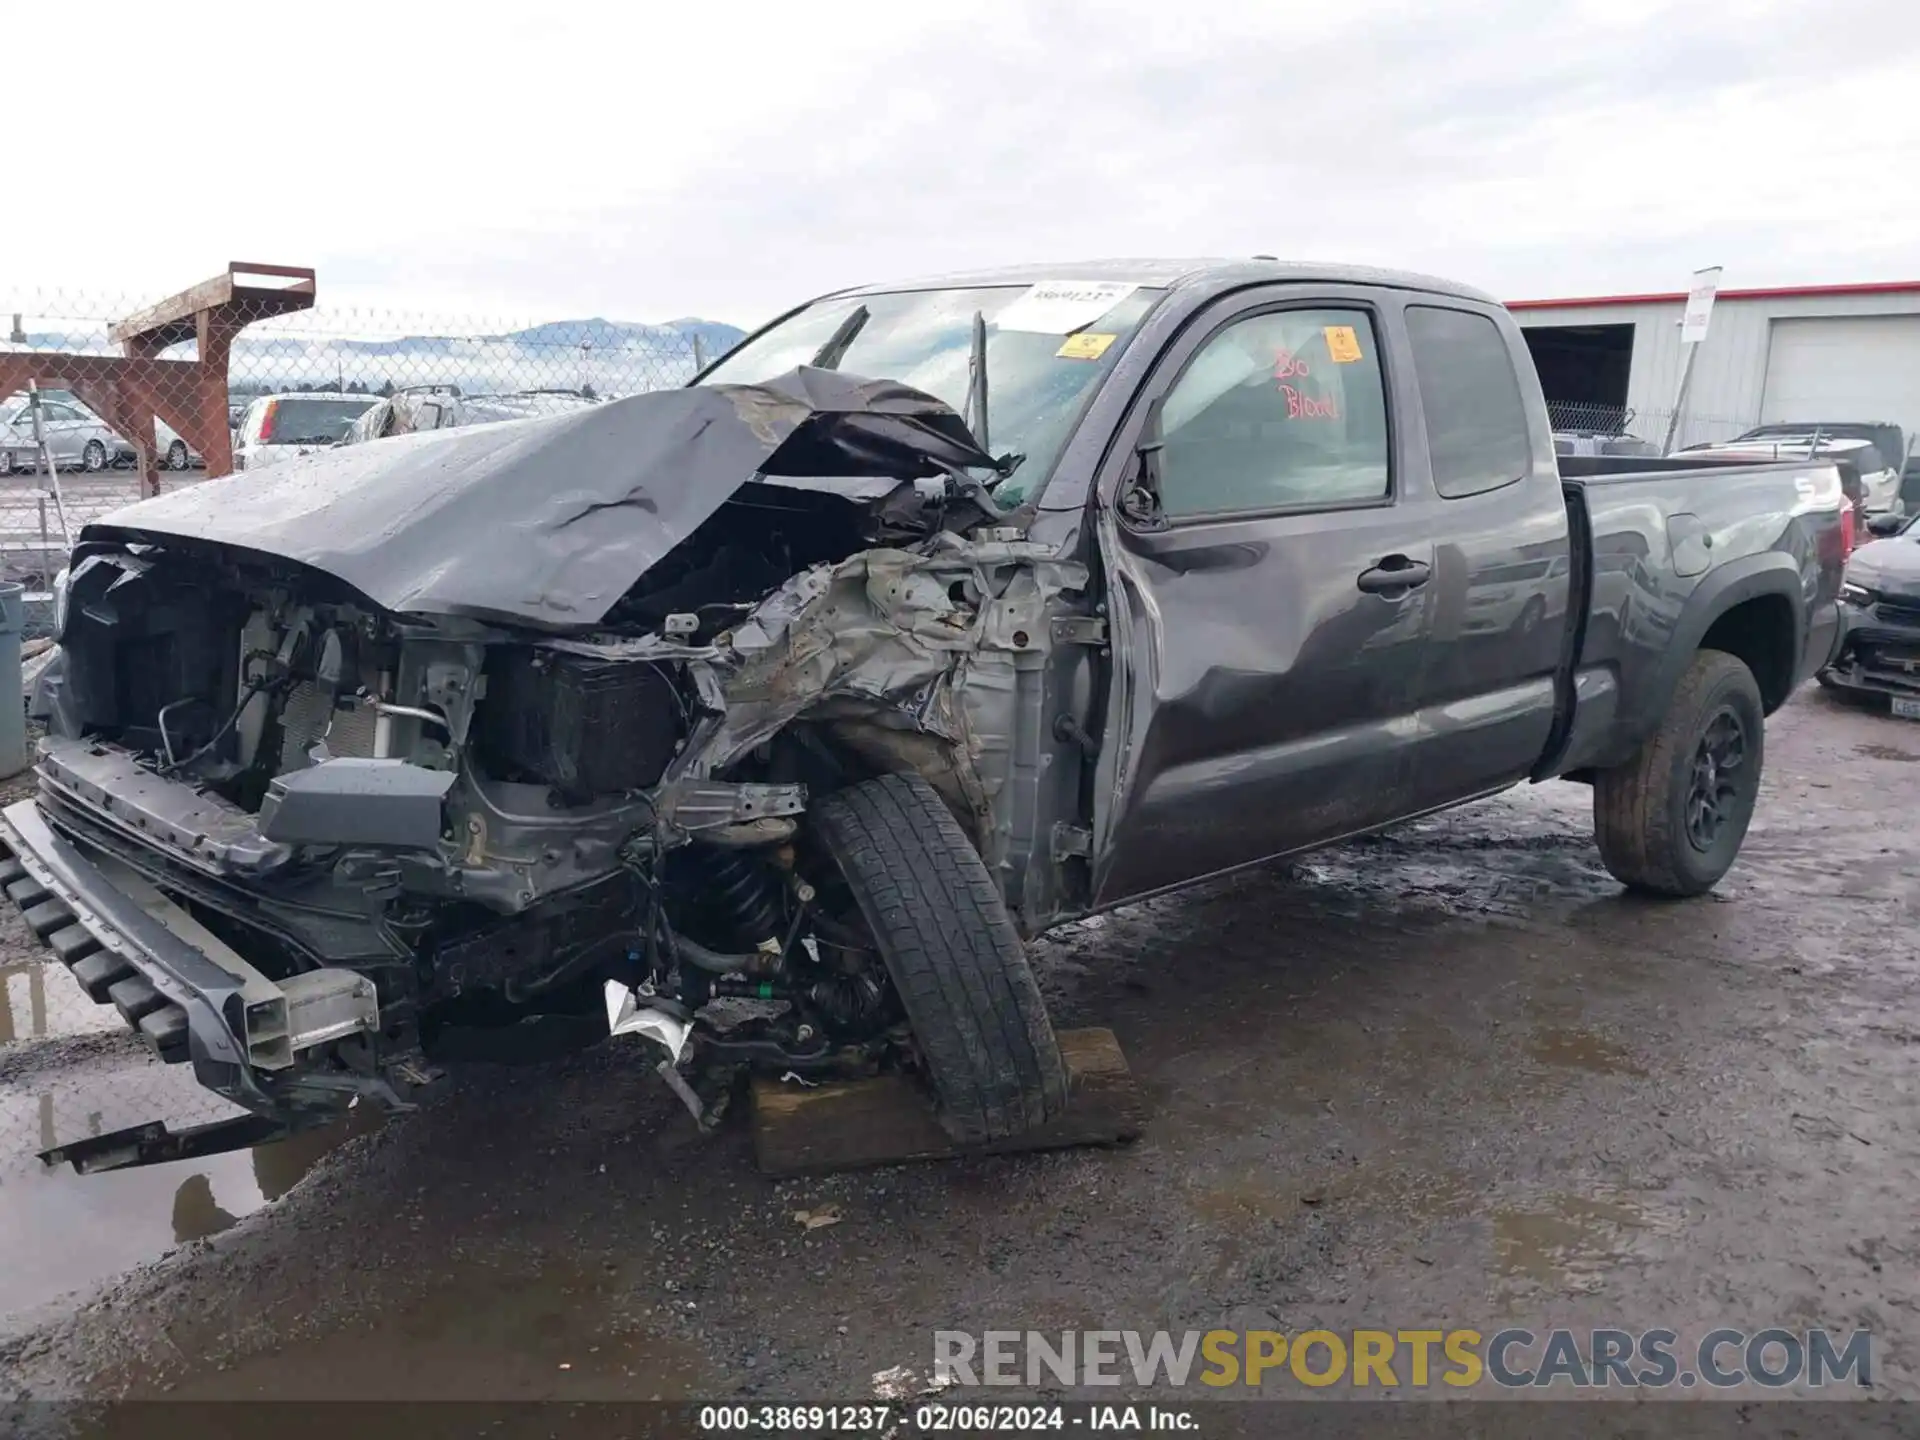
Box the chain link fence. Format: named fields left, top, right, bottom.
left=1, top=283, right=725, bottom=623
left=1545, top=399, right=1761, bottom=453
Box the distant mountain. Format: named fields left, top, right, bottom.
left=8, top=317, right=748, bottom=398
left=503, top=316, right=746, bottom=354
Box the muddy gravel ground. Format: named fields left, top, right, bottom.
left=0, top=686, right=1914, bottom=1415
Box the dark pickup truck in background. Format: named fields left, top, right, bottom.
left=0, top=260, right=1849, bottom=1171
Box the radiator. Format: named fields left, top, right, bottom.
left=277, top=683, right=380, bottom=769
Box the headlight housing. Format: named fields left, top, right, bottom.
left=1840, top=580, right=1878, bottom=608
left=50, top=564, right=70, bottom=639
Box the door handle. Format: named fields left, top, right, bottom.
left=1356, top=556, right=1432, bottom=594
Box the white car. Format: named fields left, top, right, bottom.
left=0, top=393, right=125, bottom=474
left=338, top=387, right=600, bottom=446
left=155, top=419, right=202, bottom=472
left=1679, top=433, right=1904, bottom=514
left=232, top=392, right=380, bottom=471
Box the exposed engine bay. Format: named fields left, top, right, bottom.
left=24, top=370, right=1098, bottom=1151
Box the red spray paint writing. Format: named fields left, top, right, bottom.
left=1281, top=384, right=1339, bottom=420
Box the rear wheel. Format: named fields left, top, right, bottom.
left=1593, top=649, right=1765, bottom=897
left=811, top=773, right=1069, bottom=1143
left=166, top=439, right=189, bottom=471
left=82, top=440, right=106, bottom=473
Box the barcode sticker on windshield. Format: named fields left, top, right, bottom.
left=1056, top=333, right=1117, bottom=361
left=996, top=281, right=1137, bottom=335
left=1324, top=325, right=1364, bottom=363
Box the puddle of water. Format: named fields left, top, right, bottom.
left=0, top=957, right=123, bottom=1045
left=1526, top=1026, right=1648, bottom=1077
left=0, top=1076, right=380, bottom=1327
left=0, top=940, right=389, bottom=1326
left=1491, top=1192, right=1679, bottom=1294
left=154, top=1263, right=709, bottom=1400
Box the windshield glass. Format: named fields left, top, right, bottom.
left=265, top=398, right=377, bottom=444
left=700, top=284, right=1163, bottom=502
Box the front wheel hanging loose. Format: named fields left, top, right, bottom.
left=809, top=772, right=1070, bottom=1144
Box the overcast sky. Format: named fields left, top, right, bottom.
left=10, top=0, right=1920, bottom=331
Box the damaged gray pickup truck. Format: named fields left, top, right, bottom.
left=4, top=260, right=1849, bottom=1173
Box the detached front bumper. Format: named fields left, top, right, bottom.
left=0, top=795, right=382, bottom=1170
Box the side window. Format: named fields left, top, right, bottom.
left=1404, top=306, right=1533, bottom=498
left=1156, top=308, right=1390, bottom=519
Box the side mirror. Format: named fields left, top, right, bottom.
left=1865, top=513, right=1907, bottom=538
left=1119, top=397, right=1168, bottom=529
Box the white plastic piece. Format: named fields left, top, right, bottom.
left=604, top=979, right=690, bottom=1062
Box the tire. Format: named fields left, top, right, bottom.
left=0, top=451, right=12, bottom=477
left=166, top=440, right=189, bottom=471
left=810, top=773, right=1069, bottom=1143
left=82, top=440, right=105, bottom=473
left=1593, top=649, right=1765, bottom=897
left=1513, top=594, right=1546, bottom=638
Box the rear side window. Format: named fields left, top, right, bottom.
left=262, top=398, right=377, bottom=444
left=1406, top=306, right=1533, bottom=498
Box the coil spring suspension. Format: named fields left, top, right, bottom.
left=704, top=847, right=783, bottom=948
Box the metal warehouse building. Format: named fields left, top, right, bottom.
left=1510, top=281, right=1920, bottom=455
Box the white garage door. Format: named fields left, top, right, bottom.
left=1761, top=316, right=1920, bottom=449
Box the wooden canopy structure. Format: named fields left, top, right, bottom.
left=0, top=262, right=315, bottom=496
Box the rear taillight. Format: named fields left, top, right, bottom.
left=257, top=400, right=279, bottom=442
left=1840, top=505, right=1855, bottom=560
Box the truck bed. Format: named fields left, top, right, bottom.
left=1544, top=456, right=1848, bottom=778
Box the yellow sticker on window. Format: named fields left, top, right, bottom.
left=1324, top=325, right=1364, bottom=363
left=1056, top=332, right=1117, bottom=361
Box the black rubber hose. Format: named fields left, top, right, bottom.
left=670, top=929, right=765, bottom=975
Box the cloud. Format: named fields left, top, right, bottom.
left=8, top=0, right=1919, bottom=328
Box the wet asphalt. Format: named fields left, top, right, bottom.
left=0, top=685, right=1913, bottom=1406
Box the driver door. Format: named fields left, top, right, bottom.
left=1088, top=289, right=1435, bottom=905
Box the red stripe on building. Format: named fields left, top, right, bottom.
left=1506, top=280, right=1920, bottom=311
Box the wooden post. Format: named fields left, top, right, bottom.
left=750, top=1027, right=1145, bottom=1178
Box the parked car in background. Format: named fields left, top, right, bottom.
left=1821, top=510, right=1920, bottom=716
left=0, top=393, right=125, bottom=474
left=1679, top=433, right=1901, bottom=515
left=232, top=393, right=380, bottom=471
left=155, top=420, right=202, bottom=471
left=1695, top=423, right=1908, bottom=513
left=1735, top=422, right=1907, bottom=487
left=338, top=386, right=600, bottom=446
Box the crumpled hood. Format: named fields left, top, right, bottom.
left=81, top=368, right=995, bottom=630
left=1847, top=534, right=1920, bottom=596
